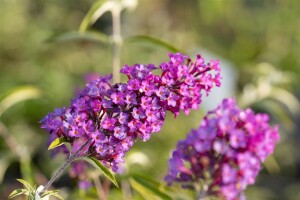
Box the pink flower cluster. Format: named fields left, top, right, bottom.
left=40, top=52, right=221, bottom=174
left=165, top=98, right=279, bottom=200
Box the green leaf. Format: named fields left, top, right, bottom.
left=130, top=175, right=172, bottom=200
left=0, top=86, right=41, bottom=117
left=48, top=192, right=64, bottom=200
left=8, top=189, right=29, bottom=199
left=125, top=35, right=182, bottom=53
left=270, top=88, right=300, bottom=116
left=16, top=179, right=34, bottom=191
left=254, top=99, right=294, bottom=131
left=79, top=0, right=115, bottom=32
left=20, top=158, right=34, bottom=186
left=47, top=31, right=109, bottom=45
left=0, top=151, right=15, bottom=183
left=48, top=137, right=68, bottom=150
left=42, top=190, right=64, bottom=200
left=129, top=179, right=156, bottom=200
left=85, top=157, right=119, bottom=188
left=264, top=155, right=280, bottom=175
left=132, top=174, right=160, bottom=187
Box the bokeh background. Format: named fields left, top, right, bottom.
left=1, top=0, right=300, bottom=199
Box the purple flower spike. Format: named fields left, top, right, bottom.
left=41, top=52, right=221, bottom=175
left=127, top=79, right=140, bottom=91
left=125, top=92, right=138, bottom=105
left=101, top=117, right=117, bottom=131
left=156, top=86, right=170, bottom=100
left=113, top=126, right=128, bottom=140
left=165, top=98, right=279, bottom=200
left=118, top=112, right=129, bottom=124
left=167, top=92, right=179, bottom=107
left=111, top=92, right=125, bottom=105
left=95, top=143, right=108, bottom=157
left=132, top=107, right=146, bottom=119
left=91, top=130, right=106, bottom=143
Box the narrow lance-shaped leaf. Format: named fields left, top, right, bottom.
left=47, top=192, right=64, bottom=200
left=8, top=189, right=29, bottom=199
left=20, top=157, right=34, bottom=186
left=270, top=87, right=300, bottom=116
left=16, top=179, right=34, bottom=191
left=47, top=31, right=109, bottom=45
left=255, top=100, right=293, bottom=131
left=79, top=0, right=115, bottom=32
left=125, top=35, right=183, bottom=53
left=129, top=175, right=172, bottom=200
left=132, top=174, right=180, bottom=193
left=0, top=152, right=14, bottom=183
left=42, top=190, right=64, bottom=200
left=129, top=178, right=156, bottom=200
left=0, top=86, right=41, bottom=117
left=264, top=155, right=280, bottom=175
left=48, top=137, right=68, bottom=150
left=41, top=189, right=59, bottom=196
left=85, top=157, right=119, bottom=188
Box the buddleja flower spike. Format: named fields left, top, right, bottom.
left=40, top=52, right=221, bottom=191
left=165, top=98, right=279, bottom=200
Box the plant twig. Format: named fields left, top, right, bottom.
left=197, top=183, right=208, bottom=200
left=40, top=138, right=92, bottom=194
left=121, top=180, right=132, bottom=200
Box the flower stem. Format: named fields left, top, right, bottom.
left=92, top=174, right=107, bottom=200
left=195, top=182, right=208, bottom=200
left=41, top=154, right=76, bottom=194
left=197, top=191, right=207, bottom=200
left=40, top=139, right=92, bottom=194
left=111, top=2, right=122, bottom=84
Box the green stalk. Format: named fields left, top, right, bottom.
left=39, top=139, right=92, bottom=195
left=111, top=1, right=122, bottom=84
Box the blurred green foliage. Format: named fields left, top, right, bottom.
left=1, top=0, right=300, bottom=199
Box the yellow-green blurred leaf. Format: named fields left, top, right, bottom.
left=20, top=158, right=35, bottom=185
left=85, top=157, right=119, bottom=188
left=270, top=88, right=300, bottom=116
left=48, top=192, right=64, bottom=200
left=42, top=190, right=64, bottom=200
left=0, top=86, right=41, bottom=117
left=264, top=155, right=281, bottom=174
left=130, top=175, right=172, bottom=200
left=8, top=189, right=29, bottom=199
left=79, top=0, right=115, bottom=32
left=48, top=137, right=68, bottom=150
left=0, top=152, right=15, bottom=183
left=47, top=31, right=109, bottom=45
left=16, top=179, right=34, bottom=191
left=256, top=99, right=295, bottom=131
left=125, top=35, right=182, bottom=53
